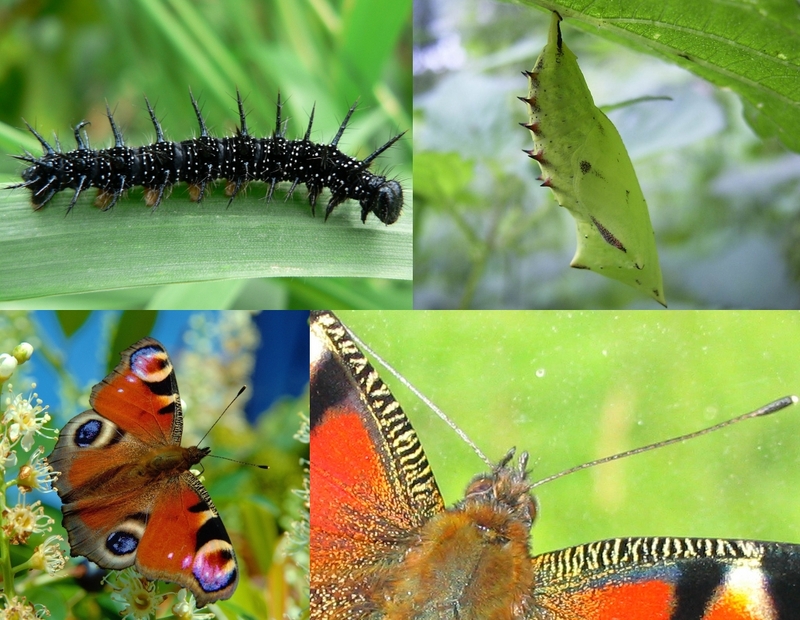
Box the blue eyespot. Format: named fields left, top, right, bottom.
left=75, top=419, right=102, bottom=447
left=107, top=531, right=138, bottom=556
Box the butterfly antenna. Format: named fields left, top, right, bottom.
left=197, top=386, right=270, bottom=469
left=344, top=324, right=492, bottom=468
left=209, top=454, right=269, bottom=469
left=531, top=395, right=798, bottom=489
left=196, top=385, right=247, bottom=446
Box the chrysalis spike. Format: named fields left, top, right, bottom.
left=235, top=88, right=249, bottom=136
left=53, top=134, right=62, bottom=153
left=303, top=104, right=316, bottom=141
left=144, top=96, right=165, bottom=143
left=73, top=121, right=91, bottom=150
left=331, top=100, right=358, bottom=148
left=105, top=102, right=125, bottom=148
left=188, top=88, right=209, bottom=138
left=23, top=120, right=55, bottom=155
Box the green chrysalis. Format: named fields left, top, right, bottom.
left=520, top=11, right=666, bottom=306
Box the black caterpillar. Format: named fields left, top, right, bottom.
left=9, top=90, right=404, bottom=225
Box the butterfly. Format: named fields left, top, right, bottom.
left=48, top=338, right=238, bottom=607
left=309, top=310, right=800, bottom=619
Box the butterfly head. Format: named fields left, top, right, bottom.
left=459, top=449, right=538, bottom=533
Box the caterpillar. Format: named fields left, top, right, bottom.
left=520, top=12, right=665, bottom=306
left=9, top=90, right=404, bottom=225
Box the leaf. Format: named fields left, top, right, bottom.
left=0, top=187, right=412, bottom=301
left=511, top=0, right=800, bottom=152
left=414, top=152, right=475, bottom=206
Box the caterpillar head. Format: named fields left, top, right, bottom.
left=363, top=178, right=403, bottom=225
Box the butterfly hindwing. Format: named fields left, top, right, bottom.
left=48, top=338, right=237, bottom=607
left=136, top=473, right=238, bottom=605
left=532, top=537, right=800, bottom=619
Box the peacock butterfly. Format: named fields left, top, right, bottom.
left=309, top=310, right=800, bottom=619
left=9, top=89, right=404, bottom=225
left=48, top=337, right=237, bottom=607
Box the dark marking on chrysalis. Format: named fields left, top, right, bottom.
left=8, top=89, right=405, bottom=225
left=590, top=216, right=627, bottom=253
left=580, top=160, right=592, bottom=174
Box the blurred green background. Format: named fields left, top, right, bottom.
left=414, top=0, right=800, bottom=308
left=0, top=0, right=412, bottom=309
left=336, top=311, right=800, bottom=556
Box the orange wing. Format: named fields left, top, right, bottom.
left=310, top=311, right=445, bottom=618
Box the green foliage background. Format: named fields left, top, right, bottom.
left=414, top=0, right=800, bottom=308
left=0, top=0, right=412, bottom=309
left=338, top=311, right=800, bottom=559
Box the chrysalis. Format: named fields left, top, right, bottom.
left=520, top=12, right=666, bottom=306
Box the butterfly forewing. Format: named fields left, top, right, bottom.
left=310, top=311, right=445, bottom=618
